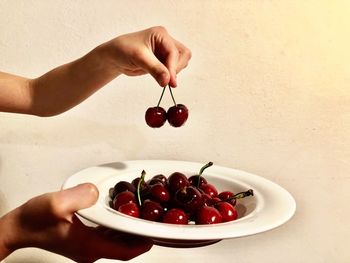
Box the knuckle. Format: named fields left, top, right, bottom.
left=183, top=48, right=192, bottom=60
left=47, top=195, right=65, bottom=217
left=131, top=48, right=145, bottom=60
left=83, top=183, right=99, bottom=200
left=150, top=25, right=167, bottom=35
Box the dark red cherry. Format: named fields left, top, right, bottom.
left=150, top=174, right=168, bottom=186
left=132, top=177, right=146, bottom=189
left=201, top=193, right=213, bottom=206
left=196, top=206, right=223, bottom=224
left=141, top=199, right=164, bottom=222
left=167, top=172, right=190, bottom=193
left=167, top=104, right=188, bottom=127
left=145, top=106, right=167, bottom=128
left=189, top=162, right=213, bottom=187
left=188, top=175, right=207, bottom=187
left=162, top=208, right=188, bottom=224
left=111, top=181, right=136, bottom=199
left=215, top=202, right=238, bottom=222
left=211, top=197, right=221, bottom=203
left=200, top=183, right=218, bottom=198
left=147, top=178, right=163, bottom=186
left=149, top=183, right=170, bottom=203
left=118, top=202, right=140, bottom=218
left=113, top=191, right=136, bottom=210
left=174, top=186, right=204, bottom=213
left=203, top=196, right=221, bottom=206
left=218, top=191, right=236, bottom=206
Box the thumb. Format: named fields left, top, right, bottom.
left=56, top=183, right=99, bottom=220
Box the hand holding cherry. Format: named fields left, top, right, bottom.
left=145, top=85, right=189, bottom=128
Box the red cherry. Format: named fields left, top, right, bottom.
left=149, top=183, right=170, bottom=203
left=196, top=206, right=223, bottom=224
left=215, top=202, right=238, bottom=222
left=201, top=193, right=213, bottom=206
left=131, top=177, right=145, bottom=189
left=141, top=200, right=164, bottom=222
left=167, top=172, right=190, bottom=193
left=111, top=181, right=136, bottom=200
left=145, top=106, right=167, bottom=128
left=118, top=202, right=140, bottom=218
left=212, top=197, right=221, bottom=203
left=218, top=191, right=236, bottom=206
left=113, top=191, right=136, bottom=210
left=167, top=104, right=189, bottom=127
left=204, top=197, right=221, bottom=206
left=150, top=174, right=168, bottom=186
left=188, top=175, right=208, bottom=187
left=147, top=178, right=163, bottom=186
left=200, top=183, right=218, bottom=198
left=189, top=162, right=213, bottom=188
left=174, top=186, right=204, bottom=213
left=163, top=208, right=188, bottom=224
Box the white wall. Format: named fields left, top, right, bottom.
left=0, top=1, right=349, bottom=262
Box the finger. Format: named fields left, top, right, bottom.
left=173, top=38, right=192, bottom=74
left=103, top=234, right=153, bottom=261
left=54, top=183, right=99, bottom=221
left=133, top=48, right=170, bottom=87
left=85, top=230, right=153, bottom=261
left=160, top=38, right=179, bottom=87
left=74, top=223, right=153, bottom=261
left=164, top=50, right=179, bottom=87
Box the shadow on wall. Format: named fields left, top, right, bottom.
left=100, top=161, right=128, bottom=170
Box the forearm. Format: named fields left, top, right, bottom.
left=0, top=43, right=120, bottom=116
left=31, top=44, right=121, bottom=116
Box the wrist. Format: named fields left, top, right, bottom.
left=93, top=41, right=123, bottom=77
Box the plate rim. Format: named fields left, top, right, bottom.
left=62, top=160, right=296, bottom=241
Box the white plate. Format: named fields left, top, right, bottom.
left=62, top=160, right=296, bottom=247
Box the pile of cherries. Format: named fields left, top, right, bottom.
left=110, top=162, right=254, bottom=225
left=145, top=85, right=188, bottom=128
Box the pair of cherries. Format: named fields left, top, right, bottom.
left=145, top=85, right=188, bottom=128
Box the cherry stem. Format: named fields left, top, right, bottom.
left=168, top=85, right=177, bottom=106
left=156, top=86, right=166, bottom=108
left=197, top=162, right=213, bottom=187
left=214, top=189, right=254, bottom=205
left=137, top=170, right=146, bottom=206
left=231, top=189, right=254, bottom=200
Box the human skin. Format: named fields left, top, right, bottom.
left=0, top=183, right=153, bottom=262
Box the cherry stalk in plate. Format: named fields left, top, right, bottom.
left=137, top=170, right=147, bottom=206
